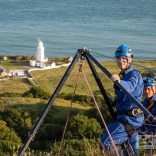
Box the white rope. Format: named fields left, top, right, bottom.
left=57, top=62, right=82, bottom=155
left=81, top=68, right=120, bottom=156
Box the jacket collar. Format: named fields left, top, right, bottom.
left=122, top=65, right=133, bottom=75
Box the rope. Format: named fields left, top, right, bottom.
left=81, top=67, right=120, bottom=156
left=90, top=51, right=156, bottom=72
left=142, top=123, right=156, bottom=127
left=57, top=61, right=83, bottom=156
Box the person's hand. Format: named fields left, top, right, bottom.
left=111, top=74, right=120, bottom=83
left=146, top=115, right=155, bottom=123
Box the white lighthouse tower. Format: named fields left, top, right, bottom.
left=36, top=39, right=46, bottom=67
left=36, top=39, right=45, bottom=62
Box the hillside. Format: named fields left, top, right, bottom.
left=0, top=57, right=155, bottom=155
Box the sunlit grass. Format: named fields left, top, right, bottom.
left=30, top=60, right=156, bottom=97
left=0, top=79, right=32, bottom=94
left=0, top=59, right=155, bottom=155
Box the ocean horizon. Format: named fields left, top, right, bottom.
left=0, top=0, right=156, bottom=60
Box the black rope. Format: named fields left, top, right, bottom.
left=90, top=51, right=156, bottom=72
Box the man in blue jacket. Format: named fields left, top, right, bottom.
left=141, top=77, right=156, bottom=134
left=101, top=44, right=144, bottom=155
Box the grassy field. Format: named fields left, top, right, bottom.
left=0, top=59, right=155, bottom=105
left=0, top=58, right=155, bottom=155
left=0, top=79, right=32, bottom=94
left=0, top=60, right=29, bottom=70
left=1, top=97, right=90, bottom=111
left=30, top=59, right=156, bottom=97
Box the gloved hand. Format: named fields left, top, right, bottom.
left=111, top=74, right=120, bottom=83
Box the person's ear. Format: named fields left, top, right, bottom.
left=128, top=57, right=132, bottom=63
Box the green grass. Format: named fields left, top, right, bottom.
left=2, top=97, right=90, bottom=110
left=0, top=79, right=32, bottom=94
left=0, top=60, right=29, bottom=70
left=30, top=60, right=156, bottom=97
left=0, top=59, right=155, bottom=107
left=0, top=59, right=155, bottom=155
left=2, top=96, right=90, bottom=131
left=30, top=61, right=116, bottom=96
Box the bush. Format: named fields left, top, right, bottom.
left=1, top=110, right=32, bottom=141
left=30, top=123, right=64, bottom=150
left=59, top=139, right=87, bottom=155
left=51, top=138, right=100, bottom=156
left=1, top=110, right=24, bottom=127
left=58, top=93, right=93, bottom=106
left=23, top=86, right=50, bottom=99
left=66, top=114, right=102, bottom=140
left=0, top=120, right=22, bottom=154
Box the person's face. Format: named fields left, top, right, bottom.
left=144, top=86, right=156, bottom=98
left=116, top=56, right=131, bottom=70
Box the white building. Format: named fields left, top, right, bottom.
left=30, top=60, right=36, bottom=67
left=29, top=39, right=71, bottom=69
left=36, top=39, right=45, bottom=63
left=30, top=39, right=48, bottom=68
left=9, top=70, right=25, bottom=76
left=3, top=56, right=7, bottom=60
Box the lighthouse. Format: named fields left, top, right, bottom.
left=35, top=39, right=48, bottom=67
left=36, top=39, right=45, bottom=62
left=30, top=39, right=48, bottom=68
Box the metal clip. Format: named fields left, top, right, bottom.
left=132, top=108, right=143, bottom=116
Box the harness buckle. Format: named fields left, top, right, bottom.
left=131, top=108, right=143, bottom=116
left=146, top=115, right=155, bottom=123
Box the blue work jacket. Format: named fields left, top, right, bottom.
left=143, top=94, right=156, bottom=116
left=143, top=94, right=156, bottom=132
left=114, top=65, right=144, bottom=113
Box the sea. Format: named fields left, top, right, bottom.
left=0, top=0, right=156, bottom=60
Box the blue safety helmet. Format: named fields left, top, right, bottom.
left=115, top=44, right=133, bottom=58
left=143, top=77, right=156, bottom=86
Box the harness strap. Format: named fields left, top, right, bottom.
left=145, top=100, right=156, bottom=123
left=124, top=124, right=136, bottom=137
left=147, top=100, right=155, bottom=111
left=118, top=71, right=125, bottom=79
left=118, top=118, right=136, bottom=137
left=126, top=108, right=143, bottom=117
left=119, top=108, right=143, bottom=117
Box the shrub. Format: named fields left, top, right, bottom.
left=30, top=123, right=64, bottom=150
left=1, top=110, right=24, bottom=127
left=51, top=138, right=101, bottom=156
left=0, top=120, right=22, bottom=153
left=66, top=114, right=102, bottom=140
left=58, top=93, right=93, bottom=106
left=1, top=110, right=32, bottom=141
left=23, top=87, right=50, bottom=99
